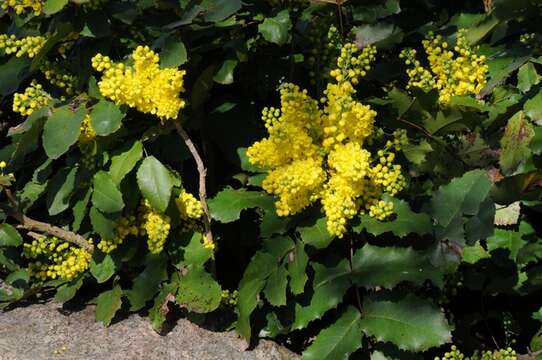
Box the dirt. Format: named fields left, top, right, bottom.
left=0, top=301, right=299, bottom=360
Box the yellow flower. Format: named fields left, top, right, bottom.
left=91, top=46, right=186, bottom=120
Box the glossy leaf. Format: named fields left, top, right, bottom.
left=137, top=156, right=175, bottom=212
left=42, top=106, right=85, bottom=159
left=95, top=285, right=123, bottom=326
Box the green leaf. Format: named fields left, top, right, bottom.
left=302, top=306, right=363, bottom=360
left=462, top=242, right=490, bottom=264
left=176, top=267, right=221, bottom=313
left=208, top=187, right=274, bottom=223
left=182, top=232, right=213, bottom=267
left=351, top=245, right=445, bottom=288
left=525, top=90, right=542, bottom=124
left=360, top=295, right=452, bottom=351
left=125, top=254, right=167, bottom=311
left=487, top=228, right=528, bottom=261
left=430, top=169, right=492, bottom=244
left=89, top=206, right=116, bottom=239
left=43, top=0, right=68, bottom=15
left=0, top=224, right=23, bottom=247
left=92, top=171, right=124, bottom=213
left=500, top=111, right=535, bottom=175
left=95, top=285, right=123, bottom=326
left=236, top=251, right=277, bottom=340
left=201, top=0, right=241, bottom=22
left=90, top=253, right=117, bottom=283
left=213, top=59, right=238, bottom=85
left=90, top=100, right=124, bottom=136
left=46, top=166, right=78, bottom=216
left=293, top=260, right=351, bottom=330
left=517, top=62, right=540, bottom=93
left=298, top=216, right=334, bottom=249
left=137, top=156, right=175, bottom=212
left=258, top=10, right=292, bottom=46
left=0, top=57, right=30, bottom=96
left=72, top=188, right=92, bottom=232
left=356, top=197, right=432, bottom=237
left=42, top=106, right=85, bottom=159
left=160, top=38, right=187, bottom=68
left=54, top=277, right=84, bottom=303
left=263, top=264, right=288, bottom=307
left=149, top=282, right=177, bottom=332
left=288, top=241, right=309, bottom=295
left=353, top=23, right=402, bottom=48
left=402, top=140, right=433, bottom=165
left=237, top=147, right=265, bottom=173
left=109, top=141, right=143, bottom=185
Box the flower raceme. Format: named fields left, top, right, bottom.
left=91, top=46, right=186, bottom=120
left=247, top=43, right=406, bottom=237
left=0, top=34, right=45, bottom=58
left=0, top=0, right=42, bottom=15
left=400, top=29, right=488, bottom=104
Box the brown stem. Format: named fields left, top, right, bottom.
left=173, top=121, right=214, bottom=245
left=3, top=188, right=94, bottom=252
left=518, top=349, right=542, bottom=360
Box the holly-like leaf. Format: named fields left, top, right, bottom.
left=159, top=37, right=187, bottom=68
left=298, top=216, right=334, bottom=249
left=402, top=140, right=433, bottom=165
left=487, top=228, right=528, bottom=261
left=462, top=242, right=490, bottom=264
left=54, top=276, right=84, bottom=303
left=293, top=260, right=351, bottom=330
left=525, top=90, right=542, bottom=124
left=356, top=197, right=432, bottom=237
left=176, top=267, right=221, bottom=313
left=46, top=166, right=78, bottom=216
left=236, top=251, right=277, bottom=340
left=125, top=253, right=167, bottom=311
left=92, top=171, right=124, bottom=213
left=201, top=0, right=242, bottom=22
left=0, top=224, right=23, bottom=247
left=43, top=0, right=68, bottom=15
left=90, top=100, right=124, bottom=136
left=137, top=156, right=175, bottom=212
left=258, top=10, right=292, bottom=46
left=517, top=62, right=540, bottom=93
left=263, top=264, right=288, bottom=307
left=95, top=285, right=123, bottom=326
left=500, top=111, right=534, bottom=175
left=360, top=295, right=452, bottom=351
left=208, top=187, right=274, bottom=223
left=149, top=282, right=177, bottom=332
left=42, top=106, right=85, bottom=159
left=302, top=306, right=363, bottom=360
left=430, top=169, right=492, bottom=245
left=89, top=206, right=116, bottom=239
left=213, top=59, right=238, bottom=85
left=90, top=252, right=117, bottom=283
left=109, top=141, right=143, bottom=185
left=288, top=241, right=309, bottom=295
left=181, top=232, right=213, bottom=267
left=351, top=245, right=445, bottom=288
left=72, top=188, right=92, bottom=232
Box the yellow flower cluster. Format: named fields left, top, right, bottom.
left=140, top=199, right=171, bottom=254
left=1, top=0, right=42, bottom=15
left=202, top=235, right=215, bottom=250
left=97, top=215, right=140, bottom=253
left=220, top=289, right=239, bottom=307
left=41, top=62, right=76, bottom=95
left=91, top=46, right=186, bottom=120
left=248, top=43, right=406, bottom=237
left=435, top=345, right=517, bottom=360
left=400, top=29, right=488, bottom=104
left=79, top=115, right=96, bottom=144
left=24, top=236, right=92, bottom=281
left=176, top=190, right=204, bottom=220
left=0, top=34, right=45, bottom=58
left=12, top=80, right=51, bottom=116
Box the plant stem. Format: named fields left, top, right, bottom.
left=3, top=188, right=94, bottom=252
left=173, top=121, right=214, bottom=245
